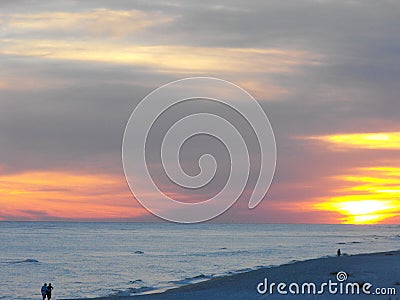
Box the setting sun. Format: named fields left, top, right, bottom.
left=315, top=199, right=399, bottom=224
left=314, top=167, right=400, bottom=224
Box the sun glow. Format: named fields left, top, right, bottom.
left=314, top=167, right=400, bottom=224
left=316, top=200, right=399, bottom=224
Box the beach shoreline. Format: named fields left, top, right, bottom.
left=67, top=250, right=400, bottom=300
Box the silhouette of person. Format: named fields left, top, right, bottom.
left=46, top=283, right=54, bottom=300
left=337, top=248, right=341, bottom=256
left=41, top=283, right=47, bottom=300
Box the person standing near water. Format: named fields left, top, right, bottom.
left=337, top=249, right=341, bottom=256
left=41, top=283, right=47, bottom=300
left=46, top=283, right=54, bottom=300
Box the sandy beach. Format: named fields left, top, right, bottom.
left=70, top=250, right=400, bottom=300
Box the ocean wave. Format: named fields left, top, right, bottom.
left=192, top=274, right=210, bottom=280
left=255, top=265, right=266, bottom=268
left=110, top=286, right=155, bottom=296
left=336, top=241, right=363, bottom=245
left=169, top=274, right=213, bottom=285
left=227, top=267, right=253, bottom=275
left=189, top=249, right=252, bottom=257
left=129, top=279, right=143, bottom=284
left=0, top=259, right=39, bottom=264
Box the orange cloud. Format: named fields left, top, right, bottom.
left=303, top=132, right=400, bottom=150
left=0, top=171, right=146, bottom=220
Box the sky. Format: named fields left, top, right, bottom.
left=1, top=0, right=400, bottom=224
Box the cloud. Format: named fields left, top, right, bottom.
left=300, top=132, right=400, bottom=150
left=0, top=75, right=69, bottom=91
left=0, top=39, right=322, bottom=74
left=1, top=9, right=173, bottom=38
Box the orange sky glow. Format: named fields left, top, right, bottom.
left=0, top=171, right=146, bottom=220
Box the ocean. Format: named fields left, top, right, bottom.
left=0, top=222, right=399, bottom=299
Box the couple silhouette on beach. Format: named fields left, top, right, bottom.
left=41, top=283, right=53, bottom=300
